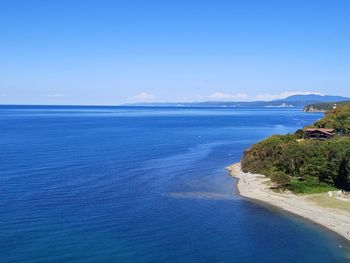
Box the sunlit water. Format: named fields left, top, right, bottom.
left=1, top=106, right=349, bottom=262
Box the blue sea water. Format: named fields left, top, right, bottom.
left=0, top=106, right=350, bottom=262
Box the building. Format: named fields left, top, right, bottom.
left=304, top=128, right=335, bottom=140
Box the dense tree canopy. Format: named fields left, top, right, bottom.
left=242, top=103, right=350, bottom=193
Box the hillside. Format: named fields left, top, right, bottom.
left=314, top=103, right=350, bottom=134
left=304, top=101, right=350, bottom=112
left=241, top=104, right=350, bottom=193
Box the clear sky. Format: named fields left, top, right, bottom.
left=1, top=0, right=350, bottom=105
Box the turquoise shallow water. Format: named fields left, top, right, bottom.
left=0, top=106, right=350, bottom=262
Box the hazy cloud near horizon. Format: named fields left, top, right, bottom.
left=129, top=92, right=157, bottom=102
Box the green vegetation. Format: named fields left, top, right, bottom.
left=242, top=103, right=350, bottom=193
left=314, top=103, right=350, bottom=134
left=303, top=101, right=350, bottom=112
left=288, top=177, right=335, bottom=194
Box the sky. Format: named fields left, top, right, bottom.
left=0, top=0, right=350, bottom=105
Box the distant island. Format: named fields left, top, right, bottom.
left=127, top=94, right=350, bottom=108
left=229, top=101, right=350, bottom=240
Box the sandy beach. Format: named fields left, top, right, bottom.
left=228, top=162, right=350, bottom=241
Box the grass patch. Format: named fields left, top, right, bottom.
left=307, top=194, right=350, bottom=212
left=287, top=176, right=335, bottom=194
left=268, top=172, right=335, bottom=194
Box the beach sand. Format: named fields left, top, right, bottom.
left=228, top=162, right=350, bottom=241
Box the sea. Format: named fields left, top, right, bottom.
left=1, top=105, right=350, bottom=262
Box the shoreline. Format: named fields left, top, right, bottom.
left=228, top=162, right=350, bottom=242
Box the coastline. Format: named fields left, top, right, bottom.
left=228, top=162, right=350, bottom=242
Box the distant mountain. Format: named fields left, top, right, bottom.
left=280, top=94, right=350, bottom=102
left=125, top=94, right=350, bottom=108
left=269, top=94, right=350, bottom=107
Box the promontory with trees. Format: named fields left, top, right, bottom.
left=241, top=102, right=350, bottom=193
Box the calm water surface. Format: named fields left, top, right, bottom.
left=1, top=106, right=350, bottom=262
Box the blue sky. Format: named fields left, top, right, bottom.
left=1, top=0, right=350, bottom=105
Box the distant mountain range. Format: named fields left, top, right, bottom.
left=126, top=94, right=350, bottom=108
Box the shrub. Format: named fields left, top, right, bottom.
left=270, top=169, right=291, bottom=188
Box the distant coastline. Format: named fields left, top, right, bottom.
left=228, top=163, right=350, bottom=242
left=303, top=101, right=350, bottom=112
left=125, top=94, right=350, bottom=108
